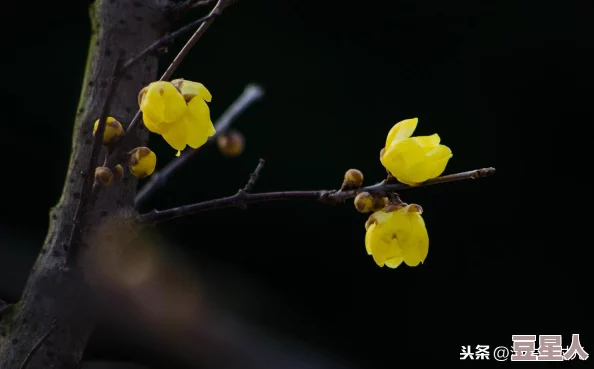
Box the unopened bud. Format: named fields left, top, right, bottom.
left=372, top=196, right=389, bottom=211
left=171, top=78, right=212, bottom=102
left=129, top=147, right=157, bottom=178
left=113, top=164, right=124, bottom=181
left=379, top=148, right=385, bottom=159
left=93, top=117, right=124, bottom=145
left=95, top=167, right=113, bottom=187
left=217, top=129, right=245, bottom=157
left=354, top=192, right=374, bottom=213
left=342, top=169, right=364, bottom=190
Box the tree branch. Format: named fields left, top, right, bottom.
left=135, top=83, right=265, bottom=207
left=105, top=0, right=237, bottom=169
left=65, top=58, right=122, bottom=266
left=19, top=320, right=58, bottom=369
left=137, top=164, right=496, bottom=225
left=121, top=12, right=217, bottom=72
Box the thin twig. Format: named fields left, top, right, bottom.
left=106, top=0, right=236, bottom=170
left=137, top=167, right=496, bottom=225
left=135, top=83, right=264, bottom=207
left=66, top=59, right=122, bottom=266
left=19, top=319, right=58, bottom=369
left=121, top=12, right=217, bottom=72
left=243, top=159, right=265, bottom=192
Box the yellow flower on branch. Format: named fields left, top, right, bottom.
left=138, top=80, right=215, bottom=156
left=380, top=118, right=453, bottom=185
left=364, top=203, right=429, bottom=268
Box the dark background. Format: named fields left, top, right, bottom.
left=1, top=0, right=592, bottom=367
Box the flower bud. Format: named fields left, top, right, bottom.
left=217, top=129, right=245, bottom=157
left=171, top=78, right=212, bottom=102
left=342, top=169, right=364, bottom=190
left=354, top=192, right=374, bottom=213
left=93, top=117, right=124, bottom=145
left=129, top=147, right=157, bottom=178
left=95, top=167, right=113, bottom=187
left=113, top=164, right=124, bottom=181
left=372, top=196, right=389, bottom=211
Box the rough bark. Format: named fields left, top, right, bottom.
left=0, top=1, right=169, bottom=368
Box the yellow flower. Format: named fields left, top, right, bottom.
left=129, top=147, right=157, bottom=178
left=364, top=204, right=429, bottom=268
left=380, top=118, right=453, bottom=186
left=93, top=117, right=124, bottom=144
left=138, top=80, right=215, bottom=156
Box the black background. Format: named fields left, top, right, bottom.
left=1, top=0, right=592, bottom=367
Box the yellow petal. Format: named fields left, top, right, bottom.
left=411, top=133, right=440, bottom=149
left=161, top=120, right=188, bottom=151
left=405, top=144, right=453, bottom=182
left=186, top=96, right=216, bottom=148
left=368, top=215, right=403, bottom=267
left=171, top=79, right=212, bottom=102
left=385, top=118, right=418, bottom=147
left=365, top=223, right=375, bottom=255
left=385, top=257, right=403, bottom=268
left=381, top=138, right=426, bottom=184
left=140, top=81, right=187, bottom=124
left=142, top=112, right=167, bottom=134
left=401, top=212, right=429, bottom=266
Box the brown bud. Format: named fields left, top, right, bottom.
left=372, top=196, right=389, bottom=212
left=342, top=169, right=364, bottom=190
left=354, top=192, right=374, bottom=213
left=379, top=147, right=385, bottom=159
left=138, top=86, right=148, bottom=107
left=113, top=164, right=124, bottom=181
left=217, top=129, right=245, bottom=157
left=95, top=167, right=113, bottom=187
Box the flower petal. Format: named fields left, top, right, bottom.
left=161, top=120, right=188, bottom=151
left=401, top=212, right=429, bottom=266
left=385, top=257, right=403, bottom=268
left=185, top=96, right=216, bottom=148
left=142, top=112, right=167, bottom=134
left=412, top=133, right=440, bottom=149
left=385, top=118, right=418, bottom=147
left=140, top=81, right=187, bottom=124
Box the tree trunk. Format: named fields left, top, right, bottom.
left=0, top=1, right=168, bottom=368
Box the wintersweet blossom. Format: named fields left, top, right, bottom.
left=138, top=80, right=215, bottom=156
left=364, top=203, right=429, bottom=268
left=380, top=118, right=452, bottom=186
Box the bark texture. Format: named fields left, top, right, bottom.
left=0, top=1, right=169, bottom=368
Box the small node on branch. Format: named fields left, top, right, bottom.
left=341, top=168, right=364, bottom=190
left=217, top=129, right=245, bottom=157
left=129, top=147, right=157, bottom=178
left=94, top=167, right=113, bottom=187
left=93, top=116, right=124, bottom=145
left=354, top=192, right=375, bottom=213
left=113, top=164, right=124, bottom=181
